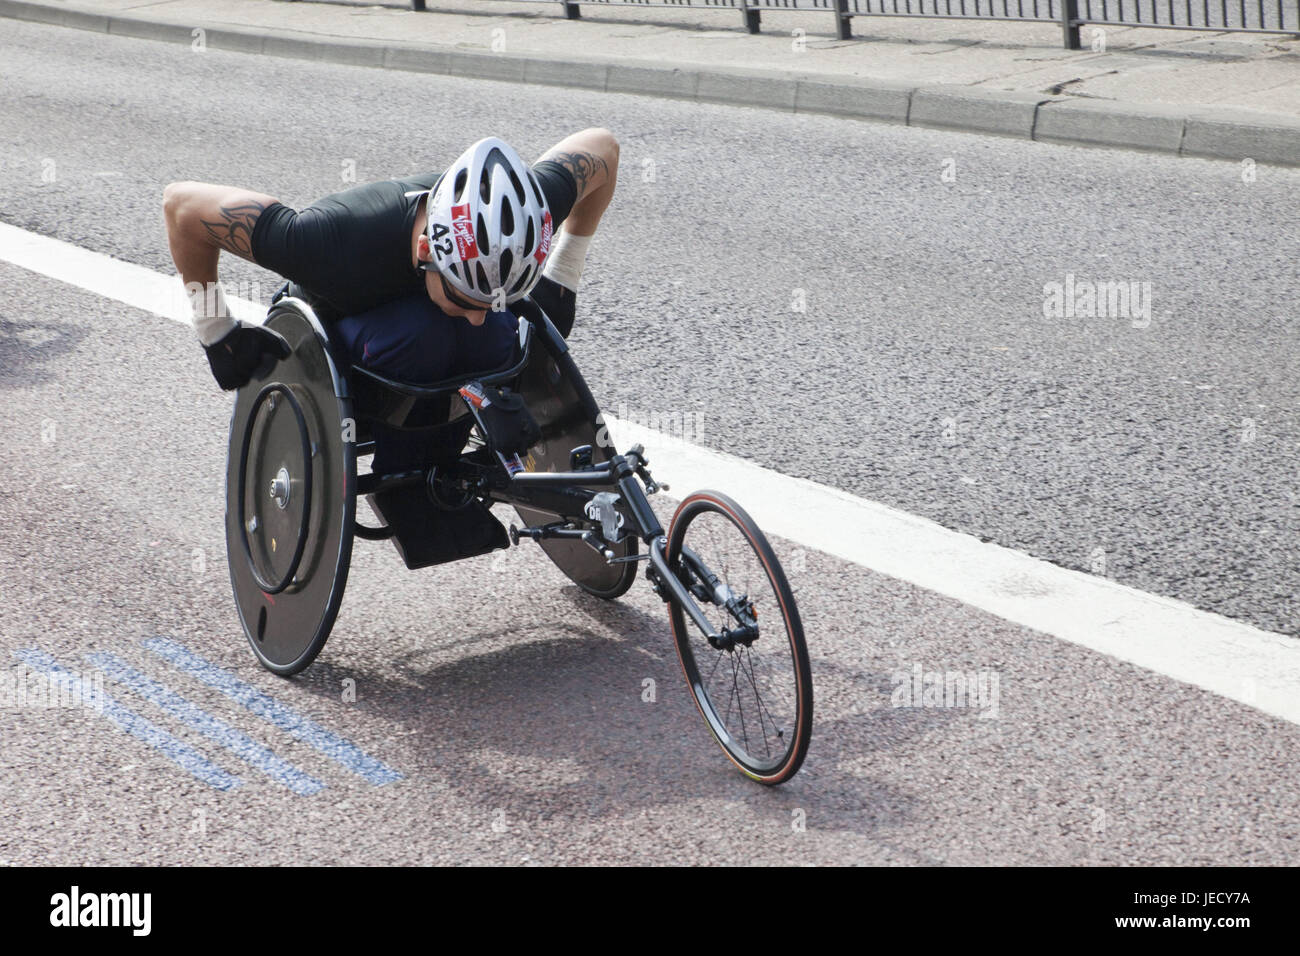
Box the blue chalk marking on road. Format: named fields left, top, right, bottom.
left=143, top=638, right=403, bottom=786
left=86, top=652, right=326, bottom=797
left=14, top=648, right=242, bottom=792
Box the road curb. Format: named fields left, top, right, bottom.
left=1035, top=98, right=1190, bottom=155
left=2, top=0, right=1297, bottom=166
left=910, top=85, right=1054, bottom=140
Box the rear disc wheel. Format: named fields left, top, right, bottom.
left=225, top=306, right=356, bottom=676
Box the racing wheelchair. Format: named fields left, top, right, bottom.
left=225, top=289, right=812, bottom=784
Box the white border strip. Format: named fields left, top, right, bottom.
left=0, top=221, right=265, bottom=324
left=611, top=419, right=1300, bottom=725
left=4, top=220, right=1298, bottom=727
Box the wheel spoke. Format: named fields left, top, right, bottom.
left=729, top=651, right=749, bottom=754
left=667, top=495, right=810, bottom=783
left=705, top=645, right=726, bottom=685
left=740, top=648, right=781, bottom=758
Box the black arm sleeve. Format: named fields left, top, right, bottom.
left=249, top=202, right=322, bottom=287
left=531, top=159, right=578, bottom=228
left=249, top=180, right=421, bottom=317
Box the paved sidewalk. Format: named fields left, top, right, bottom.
left=3, top=0, right=1298, bottom=163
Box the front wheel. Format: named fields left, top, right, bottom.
left=666, top=491, right=812, bottom=784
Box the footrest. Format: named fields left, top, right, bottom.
left=369, top=486, right=507, bottom=570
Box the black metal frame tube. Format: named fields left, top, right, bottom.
left=649, top=537, right=721, bottom=640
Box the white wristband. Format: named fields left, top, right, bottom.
left=188, top=281, right=237, bottom=346
left=541, top=230, right=592, bottom=293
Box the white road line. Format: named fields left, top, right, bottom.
left=0, top=220, right=264, bottom=324
left=4, top=220, right=1299, bottom=728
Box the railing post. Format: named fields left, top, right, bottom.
left=562, top=0, right=582, bottom=18
left=1060, top=0, right=1081, bottom=48
left=411, top=0, right=426, bottom=10
left=741, top=2, right=761, bottom=33
left=834, top=0, right=852, bottom=39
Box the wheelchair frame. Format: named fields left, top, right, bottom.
left=225, top=291, right=812, bottom=784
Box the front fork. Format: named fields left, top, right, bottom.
left=648, top=538, right=758, bottom=651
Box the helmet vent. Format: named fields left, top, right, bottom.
left=509, top=266, right=530, bottom=298
left=436, top=140, right=547, bottom=307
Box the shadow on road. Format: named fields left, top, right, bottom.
left=288, top=584, right=959, bottom=856
left=0, top=318, right=87, bottom=388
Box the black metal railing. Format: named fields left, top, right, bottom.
left=1076, top=0, right=1297, bottom=30
left=405, top=0, right=830, bottom=33
left=368, top=0, right=1300, bottom=46
left=838, top=0, right=1297, bottom=42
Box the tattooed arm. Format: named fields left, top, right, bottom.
left=162, top=181, right=280, bottom=293
left=537, top=128, right=619, bottom=236
left=163, top=182, right=293, bottom=387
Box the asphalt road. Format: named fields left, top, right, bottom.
left=1, top=19, right=1298, bottom=865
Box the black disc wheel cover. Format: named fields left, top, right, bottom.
left=513, top=347, right=636, bottom=599
left=225, top=306, right=356, bottom=675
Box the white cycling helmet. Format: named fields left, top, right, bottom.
left=413, top=137, right=553, bottom=306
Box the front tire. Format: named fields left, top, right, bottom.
left=666, top=491, right=812, bottom=784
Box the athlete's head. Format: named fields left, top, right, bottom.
left=411, top=138, right=553, bottom=324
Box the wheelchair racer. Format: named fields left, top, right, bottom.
left=162, top=129, right=618, bottom=397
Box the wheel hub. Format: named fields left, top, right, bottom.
left=269, top=467, right=292, bottom=509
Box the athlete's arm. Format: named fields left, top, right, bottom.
left=163, top=181, right=289, bottom=389
left=163, top=181, right=279, bottom=288
left=536, top=128, right=619, bottom=236
left=529, top=129, right=619, bottom=340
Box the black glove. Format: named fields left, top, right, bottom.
left=528, top=275, right=576, bottom=339
left=203, top=323, right=291, bottom=391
